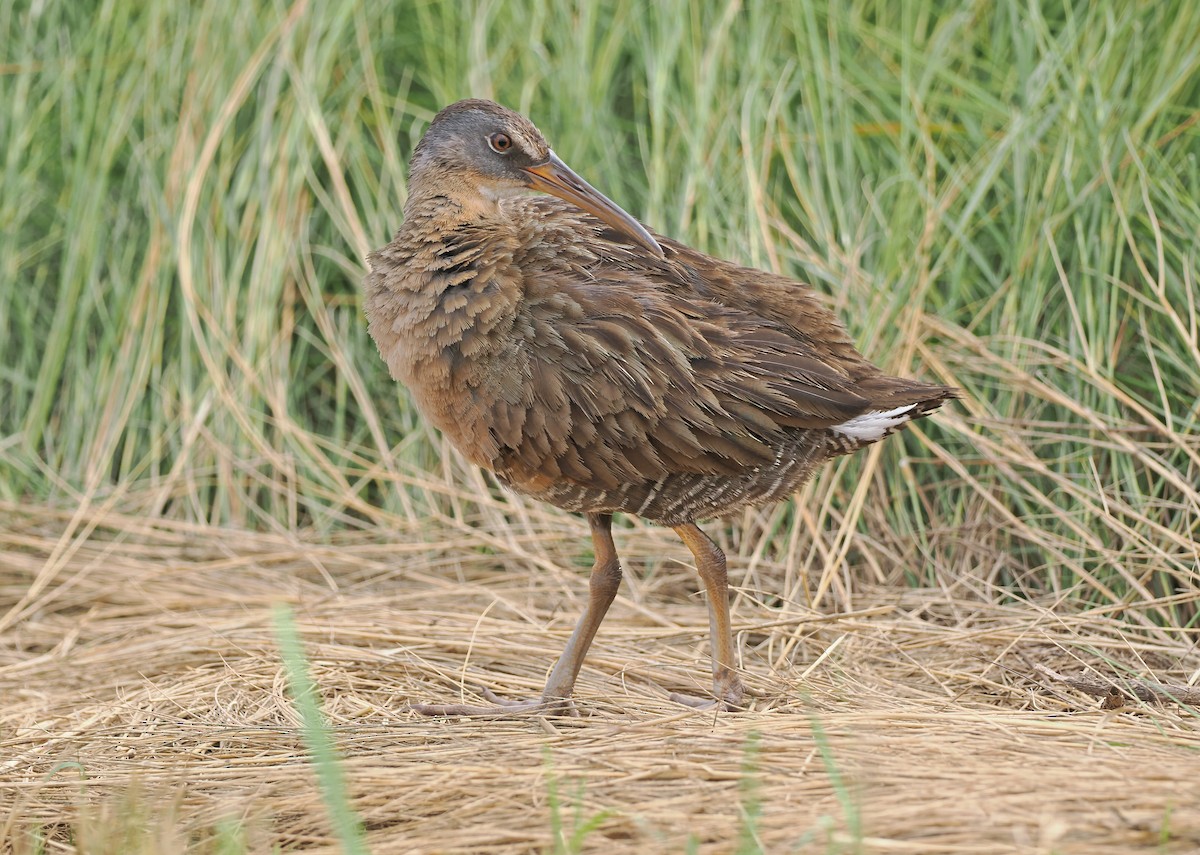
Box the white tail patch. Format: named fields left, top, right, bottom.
left=831, top=404, right=917, bottom=443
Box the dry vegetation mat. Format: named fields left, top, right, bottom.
left=3, top=2, right=1199, bottom=853
left=2, top=503, right=1198, bottom=854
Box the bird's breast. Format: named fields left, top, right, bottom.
left=365, top=234, right=556, bottom=470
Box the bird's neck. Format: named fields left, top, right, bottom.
left=366, top=177, right=524, bottom=356
left=402, top=161, right=516, bottom=228
left=393, top=187, right=521, bottom=286
left=403, top=188, right=476, bottom=232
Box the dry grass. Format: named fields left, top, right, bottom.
left=3, top=500, right=1198, bottom=854
left=4, top=3, right=1199, bottom=852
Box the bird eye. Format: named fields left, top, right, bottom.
left=487, top=132, right=513, bottom=154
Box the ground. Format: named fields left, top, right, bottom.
left=2, top=505, right=1197, bottom=854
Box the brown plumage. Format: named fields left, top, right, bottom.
left=365, top=99, right=956, bottom=716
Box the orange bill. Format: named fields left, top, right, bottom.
left=522, top=152, right=665, bottom=258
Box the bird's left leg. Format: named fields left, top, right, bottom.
left=410, top=513, right=621, bottom=718
left=669, top=522, right=747, bottom=710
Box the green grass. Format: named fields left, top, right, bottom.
left=734, top=732, right=765, bottom=854
left=273, top=604, right=368, bottom=855
left=543, top=747, right=617, bottom=855
left=2, top=0, right=1198, bottom=621
left=808, top=715, right=863, bottom=854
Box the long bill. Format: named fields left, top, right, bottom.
left=522, top=151, right=665, bottom=259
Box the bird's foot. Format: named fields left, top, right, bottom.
left=410, top=686, right=579, bottom=719
left=668, top=689, right=747, bottom=712
left=668, top=674, right=764, bottom=712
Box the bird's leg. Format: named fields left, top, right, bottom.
left=669, top=523, right=747, bottom=711
left=411, top=513, right=621, bottom=718
left=539, top=513, right=622, bottom=705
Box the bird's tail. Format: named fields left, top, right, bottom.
left=826, top=379, right=957, bottom=455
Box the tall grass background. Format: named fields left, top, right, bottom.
left=2, top=0, right=1197, bottom=627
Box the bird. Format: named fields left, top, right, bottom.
left=364, top=99, right=956, bottom=717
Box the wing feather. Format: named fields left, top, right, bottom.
left=491, top=303, right=868, bottom=490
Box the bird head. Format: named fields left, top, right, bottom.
left=409, top=99, right=664, bottom=258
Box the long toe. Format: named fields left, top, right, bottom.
left=410, top=693, right=579, bottom=719
left=668, top=690, right=748, bottom=712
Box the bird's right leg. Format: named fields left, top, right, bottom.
left=410, top=513, right=621, bottom=718
left=669, top=522, right=747, bottom=711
